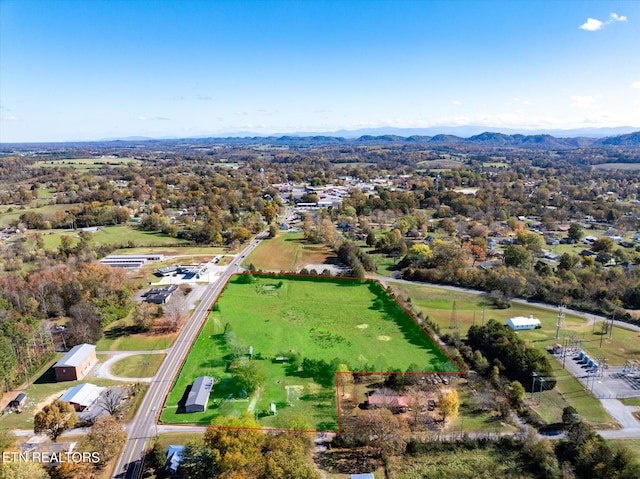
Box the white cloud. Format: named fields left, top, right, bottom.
left=571, top=95, right=601, bottom=108
left=2, top=116, right=20, bottom=121
left=580, top=12, right=627, bottom=31
left=580, top=18, right=603, bottom=31
left=632, top=81, right=640, bottom=89
left=135, top=116, right=170, bottom=121
left=451, top=100, right=462, bottom=105
left=610, top=13, right=627, bottom=22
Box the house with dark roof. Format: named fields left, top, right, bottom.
left=53, top=344, right=97, bottom=382
left=185, top=376, right=215, bottom=413
left=144, top=285, right=178, bottom=304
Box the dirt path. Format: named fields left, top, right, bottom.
left=247, top=387, right=263, bottom=413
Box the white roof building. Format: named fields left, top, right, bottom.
left=59, top=383, right=104, bottom=411
left=506, top=315, right=541, bottom=330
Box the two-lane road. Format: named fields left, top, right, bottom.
left=113, top=234, right=266, bottom=478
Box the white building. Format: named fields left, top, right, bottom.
left=506, top=315, right=541, bottom=330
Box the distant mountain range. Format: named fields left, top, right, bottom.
left=266, top=125, right=640, bottom=139
left=98, top=125, right=640, bottom=143
left=3, top=128, right=640, bottom=150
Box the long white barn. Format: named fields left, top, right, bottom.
left=506, top=315, right=541, bottom=330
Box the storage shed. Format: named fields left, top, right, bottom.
left=53, top=344, right=97, bottom=382
left=185, top=376, right=215, bottom=413
left=9, top=392, right=27, bottom=409
left=506, top=315, right=541, bottom=330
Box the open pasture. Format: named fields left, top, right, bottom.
left=160, top=274, right=458, bottom=431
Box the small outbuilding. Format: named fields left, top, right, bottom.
left=506, top=315, right=541, bottom=330
left=53, top=343, right=97, bottom=382
left=9, top=392, right=27, bottom=409
left=59, top=383, right=104, bottom=411
left=185, top=376, right=215, bottom=413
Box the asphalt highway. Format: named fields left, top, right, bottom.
left=112, top=234, right=266, bottom=479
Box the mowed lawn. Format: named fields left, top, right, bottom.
left=242, top=232, right=334, bottom=271
left=160, top=274, right=458, bottom=431
left=110, top=354, right=167, bottom=378
left=36, top=225, right=189, bottom=249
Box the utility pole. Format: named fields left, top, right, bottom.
left=538, top=377, right=545, bottom=403
left=449, top=300, right=458, bottom=331
left=530, top=372, right=537, bottom=399
left=609, top=309, right=615, bottom=339
left=555, top=304, right=565, bottom=339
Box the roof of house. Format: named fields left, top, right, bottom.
left=59, top=383, right=103, bottom=407
left=368, top=394, right=409, bottom=409
left=54, top=344, right=96, bottom=368
left=186, top=376, right=215, bottom=408
left=166, top=445, right=185, bottom=472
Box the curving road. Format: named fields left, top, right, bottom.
left=112, top=233, right=267, bottom=479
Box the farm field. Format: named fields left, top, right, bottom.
left=31, top=157, right=142, bottom=169
left=0, top=203, right=69, bottom=226
left=36, top=225, right=189, bottom=249
left=242, top=231, right=334, bottom=271
left=160, top=274, right=459, bottom=431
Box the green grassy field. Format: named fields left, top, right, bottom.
left=242, top=232, right=334, bottom=271
left=620, top=397, right=640, bottom=406
left=110, top=354, right=167, bottom=378
left=607, top=439, right=640, bottom=464
left=32, top=157, right=141, bottom=169
left=96, top=314, right=176, bottom=351
left=37, top=225, right=190, bottom=249
left=160, top=274, right=458, bottom=431
left=0, top=204, right=69, bottom=226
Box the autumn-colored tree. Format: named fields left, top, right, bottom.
left=132, top=302, right=158, bottom=332
left=438, top=388, right=460, bottom=423
left=85, top=414, right=127, bottom=464
left=34, top=399, right=77, bottom=441
left=347, top=408, right=410, bottom=458
left=0, top=429, right=15, bottom=454
left=263, top=204, right=277, bottom=224
left=261, top=433, right=320, bottom=479
left=204, top=414, right=264, bottom=474
left=0, top=461, right=50, bottom=479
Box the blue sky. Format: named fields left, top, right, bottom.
left=1, top=0, right=639, bottom=142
